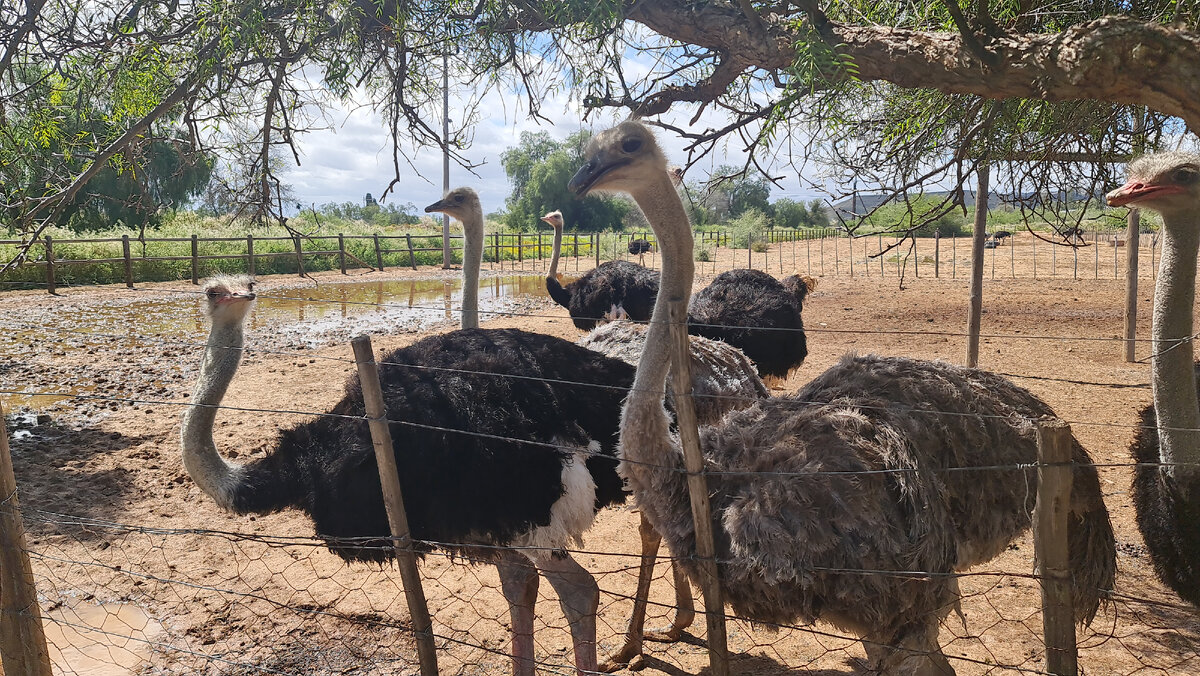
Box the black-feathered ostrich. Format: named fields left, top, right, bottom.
left=569, top=120, right=1116, bottom=673
left=627, top=237, right=652, bottom=265
left=687, top=268, right=812, bottom=380
left=541, top=209, right=659, bottom=330
left=1107, top=152, right=1200, bottom=606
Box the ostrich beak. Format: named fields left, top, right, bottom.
left=1106, top=179, right=1184, bottom=207
left=569, top=152, right=630, bottom=197
left=424, top=199, right=448, bottom=213
left=540, top=216, right=553, bottom=224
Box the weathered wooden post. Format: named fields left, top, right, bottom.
left=1124, top=210, right=1142, bottom=363
left=246, top=235, right=256, bottom=276
left=44, top=236, right=55, bottom=294
left=0, top=403, right=54, bottom=676
left=966, top=162, right=989, bottom=368
left=934, top=231, right=940, bottom=278
left=1035, top=417, right=1077, bottom=676
left=338, top=233, right=347, bottom=274
left=191, top=234, right=200, bottom=284
left=351, top=336, right=439, bottom=676
left=666, top=298, right=729, bottom=676
left=292, top=235, right=306, bottom=278
left=122, top=235, right=133, bottom=288
left=405, top=234, right=417, bottom=270
left=373, top=234, right=384, bottom=272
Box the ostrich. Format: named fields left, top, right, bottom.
left=687, top=268, right=811, bottom=380
left=627, top=237, right=652, bottom=265
left=541, top=209, right=660, bottom=330
left=569, top=121, right=1116, bottom=673
left=1107, top=152, right=1200, bottom=606
left=993, top=230, right=1013, bottom=244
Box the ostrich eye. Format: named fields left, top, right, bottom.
left=206, top=289, right=219, bottom=297
left=454, top=194, right=464, bottom=203
left=622, top=137, right=643, bottom=154
left=1173, top=166, right=1199, bottom=184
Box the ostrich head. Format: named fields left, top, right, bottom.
left=203, top=275, right=256, bottom=326
left=540, top=210, right=564, bottom=230
left=424, top=187, right=481, bottom=221
left=667, top=165, right=684, bottom=187
left=1107, top=152, right=1200, bottom=224
left=569, top=121, right=668, bottom=197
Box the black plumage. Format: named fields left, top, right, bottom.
left=627, top=238, right=652, bottom=255
left=687, top=269, right=809, bottom=379
left=546, top=260, right=660, bottom=330
left=224, top=328, right=635, bottom=562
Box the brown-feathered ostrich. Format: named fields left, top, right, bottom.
left=1107, top=152, right=1200, bottom=606
left=687, top=268, right=812, bottom=380
left=542, top=209, right=660, bottom=330
left=569, top=120, right=1116, bottom=673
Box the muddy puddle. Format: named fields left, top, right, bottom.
left=1, top=275, right=551, bottom=412
left=43, top=599, right=165, bottom=675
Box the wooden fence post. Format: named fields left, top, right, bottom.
left=122, top=235, right=133, bottom=288
left=373, top=234, right=384, bottom=272
left=350, top=336, right=439, bottom=676
left=747, top=234, right=752, bottom=269
left=246, top=235, right=256, bottom=277
left=934, top=232, right=940, bottom=278
left=292, top=235, right=306, bottom=278
left=405, top=234, right=417, bottom=270
left=1124, top=210, right=1141, bottom=363
left=666, top=299, right=729, bottom=676
left=338, top=233, right=347, bottom=274
left=0, top=402, right=54, bottom=676
left=1035, top=417, right=1077, bottom=676
left=966, top=163, right=989, bottom=368
left=43, top=236, right=55, bottom=295
left=191, top=234, right=199, bottom=284
left=517, top=233, right=523, bottom=268
left=595, top=233, right=600, bottom=269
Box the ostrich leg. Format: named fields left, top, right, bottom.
left=533, top=550, right=600, bottom=676
left=600, top=513, right=697, bottom=672
left=497, top=551, right=540, bottom=676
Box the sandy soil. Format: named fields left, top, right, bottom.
left=2, top=236, right=1199, bottom=675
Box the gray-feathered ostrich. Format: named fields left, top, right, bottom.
left=688, top=268, right=813, bottom=380
left=1107, top=152, right=1200, bottom=606
left=542, top=210, right=660, bottom=330
left=569, top=121, right=1116, bottom=673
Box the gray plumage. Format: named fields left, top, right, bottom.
left=578, top=322, right=768, bottom=426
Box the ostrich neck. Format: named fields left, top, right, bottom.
left=460, top=207, right=484, bottom=329
left=180, top=319, right=245, bottom=509
left=621, top=172, right=696, bottom=468
left=548, top=226, right=563, bottom=280
left=1153, top=215, right=1200, bottom=481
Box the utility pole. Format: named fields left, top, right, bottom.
left=442, top=51, right=451, bottom=269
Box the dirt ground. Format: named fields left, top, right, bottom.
left=2, top=234, right=1199, bottom=675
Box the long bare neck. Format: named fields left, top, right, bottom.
left=460, top=207, right=484, bottom=329
left=548, top=226, right=563, bottom=280
left=181, top=319, right=246, bottom=509
left=621, top=172, right=696, bottom=459
left=1153, top=212, right=1200, bottom=481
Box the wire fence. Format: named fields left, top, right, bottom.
left=2, top=271, right=1199, bottom=675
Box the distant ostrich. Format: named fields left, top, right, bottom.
left=687, top=268, right=811, bottom=380
left=569, top=121, right=1116, bottom=673
left=1107, top=152, right=1200, bottom=606
left=627, top=237, right=652, bottom=265
left=992, top=230, right=1012, bottom=244
left=542, top=209, right=660, bottom=330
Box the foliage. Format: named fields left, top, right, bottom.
left=312, top=201, right=422, bottom=228
left=725, top=208, right=770, bottom=249
left=704, top=166, right=773, bottom=221
left=855, top=197, right=966, bottom=237
left=1, top=64, right=212, bottom=234
left=500, top=130, right=630, bottom=232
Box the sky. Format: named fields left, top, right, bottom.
left=281, top=74, right=827, bottom=217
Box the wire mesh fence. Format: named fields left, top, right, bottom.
left=2, top=265, right=1200, bottom=675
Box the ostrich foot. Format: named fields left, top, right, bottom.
left=645, top=557, right=696, bottom=643
left=598, top=640, right=647, bottom=672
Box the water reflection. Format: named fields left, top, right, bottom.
left=1, top=275, right=551, bottom=410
